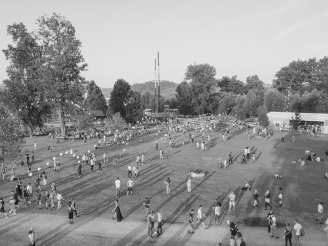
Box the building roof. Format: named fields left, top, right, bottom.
left=268, top=112, right=328, bottom=122
left=89, top=110, right=105, bottom=117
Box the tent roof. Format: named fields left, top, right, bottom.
left=268, top=112, right=328, bottom=122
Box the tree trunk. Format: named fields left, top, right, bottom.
left=58, top=108, right=66, bottom=136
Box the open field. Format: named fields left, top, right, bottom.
left=0, top=121, right=327, bottom=245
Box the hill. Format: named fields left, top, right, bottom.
left=131, top=80, right=177, bottom=98
left=100, top=87, right=112, bottom=98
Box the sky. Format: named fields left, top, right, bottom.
left=1, top=0, right=328, bottom=88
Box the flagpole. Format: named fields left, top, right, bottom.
left=155, top=59, right=158, bottom=114
left=157, top=52, right=160, bottom=113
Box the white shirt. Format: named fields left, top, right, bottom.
left=271, top=216, right=276, bottom=226
left=318, top=204, right=323, bottom=213
left=229, top=193, right=235, bottom=202
left=127, top=179, right=134, bottom=187
left=27, top=185, right=32, bottom=193
left=57, top=194, right=63, bottom=201
left=294, top=223, right=302, bottom=235
left=197, top=208, right=203, bottom=219
left=214, top=206, right=221, bottom=215
left=115, top=179, right=121, bottom=188
left=158, top=213, right=162, bottom=222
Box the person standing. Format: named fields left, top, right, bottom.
left=265, top=190, right=272, bottom=210
left=278, top=188, right=283, bottom=206
left=155, top=141, right=158, bottom=150
left=98, top=161, right=102, bottom=174
left=78, top=162, right=82, bottom=178
left=293, top=219, right=302, bottom=246
left=159, top=149, right=164, bottom=159
left=134, top=167, right=140, bottom=181
left=34, top=141, right=37, bottom=150
left=228, top=192, right=236, bottom=211
left=187, top=209, right=195, bottom=234
left=27, top=227, right=36, bottom=246
left=228, top=152, right=233, bottom=165
left=316, top=202, right=324, bottom=224
left=31, top=151, right=35, bottom=162
left=112, top=200, right=123, bottom=222
left=44, top=191, right=50, bottom=209
left=68, top=201, right=74, bottom=224
left=57, top=191, right=64, bottom=210
left=147, top=211, right=155, bottom=238
left=27, top=183, right=33, bottom=204
left=187, top=177, right=192, bottom=193
left=143, top=197, right=150, bottom=215
left=9, top=196, right=16, bottom=215
left=156, top=212, right=163, bottom=236
left=252, top=189, right=260, bottom=208
left=212, top=201, right=222, bottom=225
left=50, top=189, right=56, bottom=210
left=284, top=223, right=293, bottom=246
left=196, top=205, right=207, bottom=229
left=164, top=177, right=171, bottom=195
left=127, top=178, right=134, bottom=195
left=128, top=166, right=132, bottom=178
left=141, top=153, right=144, bottom=165
left=115, top=178, right=121, bottom=197
left=103, top=153, right=107, bottom=164
left=227, top=220, right=238, bottom=243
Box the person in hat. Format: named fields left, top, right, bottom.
left=316, top=202, right=324, bottom=224
left=28, top=227, right=35, bottom=246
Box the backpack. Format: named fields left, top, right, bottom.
left=240, top=240, right=246, bottom=246
left=300, top=228, right=305, bottom=236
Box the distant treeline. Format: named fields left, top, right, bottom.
left=131, top=80, right=177, bottom=92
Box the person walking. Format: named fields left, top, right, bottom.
left=27, top=227, right=36, bottom=246
left=134, top=167, right=140, bottom=181
left=128, top=166, right=132, bottom=178
left=78, top=162, right=82, bottom=178
left=196, top=205, right=207, bottom=229
left=141, top=153, right=144, bottom=165
left=34, top=141, right=37, bottom=151
left=278, top=187, right=283, bottom=206
left=127, top=178, right=134, bottom=195
left=227, top=220, right=238, bottom=243
left=187, top=177, right=192, bottom=193
left=267, top=211, right=273, bottom=234
left=164, top=177, right=171, bottom=195
left=228, top=192, right=236, bottom=211
left=252, top=189, right=260, bottom=208
left=115, top=178, right=121, bottom=198
left=112, top=200, right=123, bottom=222
left=316, top=202, right=324, bottom=224
left=71, top=198, right=79, bottom=217
left=0, top=197, right=9, bottom=219
left=265, top=190, right=273, bottom=210
left=98, top=161, right=102, bottom=174
left=270, top=212, right=278, bottom=238
left=68, top=201, right=74, bottom=224
left=228, top=152, right=233, bottom=165
left=187, top=209, right=195, bottom=234
left=160, top=149, right=164, bottom=159
left=293, top=219, right=302, bottom=246
left=284, top=223, right=293, bottom=246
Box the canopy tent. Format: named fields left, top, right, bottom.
left=267, top=112, right=328, bottom=133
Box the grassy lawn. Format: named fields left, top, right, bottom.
left=0, top=120, right=327, bottom=244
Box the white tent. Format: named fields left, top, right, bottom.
left=267, top=112, right=328, bottom=134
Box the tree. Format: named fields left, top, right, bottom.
left=0, top=105, right=26, bottom=166
left=184, top=63, right=216, bottom=114
left=84, top=80, right=107, bottom=113
left=69, top=108, right=94, bottom=131
left=217, top=76, right=245, bottom=94
left=109, top=79, right=131, bottom=119
left=175, top=81, right=193, bottom=115
left=36, top=13, right=88, bottom=136
left=141, top=92, right=156, bottom=112
left=243, top=89, right=265, bottom=116
left=232, top=95, right=247, bottom=120
left=105, top=112, right=126, bottom=133
left=264, top=89, right=285, bottom=112
left=125, top=91, right=144, bottom=123
left=217, top=92, right=237, bottom=115
left=2, top=23, right=52, bottom=132
left=291, top=112, right=302, bottom=130
left=257, top=106, right=270, bottom=127
left=245, top=75, right=264, bottom=93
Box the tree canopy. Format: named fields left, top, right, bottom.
left=109, top=79, right=131, bottom=119
left=84, top=80, right=108, bottom=114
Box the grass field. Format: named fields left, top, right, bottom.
left=0, top=120, right=327, bottom=245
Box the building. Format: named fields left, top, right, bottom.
left=267, top=112, right=328, bottom=134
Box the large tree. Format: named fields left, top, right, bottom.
left=125, top=91, right=144, bottom=123
left=257, top=106, right=270, bottom=127
left=217, top=76, right=245, bottom=94
left=0, top=105, right=26, bottom=166
left=36, top=13, right=88, bottom=136
left=184, top=63, right=216, bottom=114
left=245, top=75, right=264, bottom=93
left=175, top=81, right=193, bottom=115
left=105, top=112, right=126, bottom=133
left=2, top=23, right=52, bottom=132
left=109, top=79, right=131, bottom=119
left=264, top=89, right=285, bottom=112
left=84, top=80, right=107, bottom=113
left=217, top=92, right=237, bottom=115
